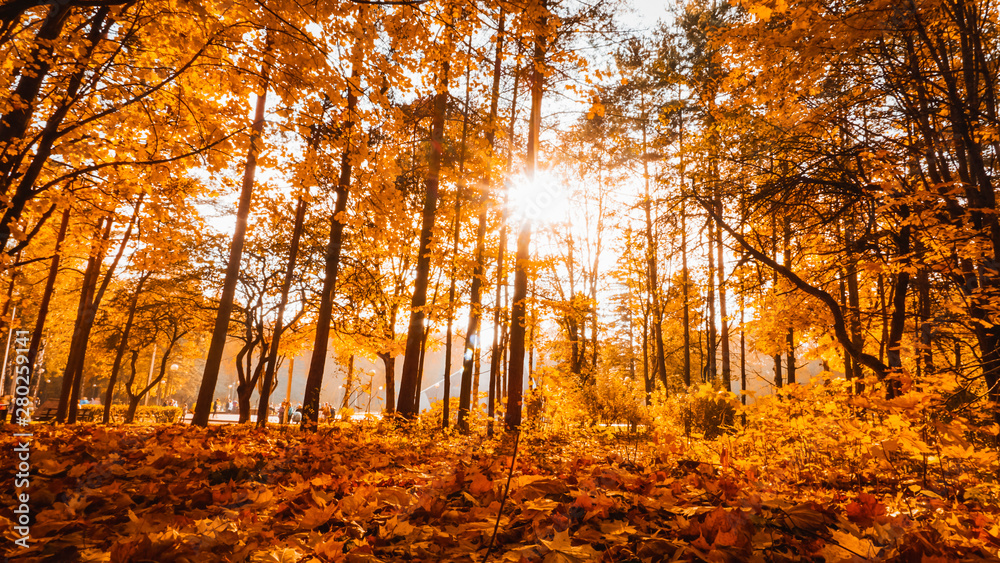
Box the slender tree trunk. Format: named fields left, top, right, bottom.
left=256, top=191, right=308, bottom=428
left=706, top=217, right=717, bottom=384
left=529, top=276, right=537, bottom=385
left=61, top=197, right=138, bottom=424
left=878, top=273, right=888, bottom=365
left=642, top=303, right=656, bottom=395
left=415, top=321, right=429, bottom=411
left=123, top=350, right=141, bottom=424
left=716, top=197, right=730, bottom=391
left=379, top=353, right=395, bottom=413
left=506, top=9, right=546, bottom=430
left=681, top=204, right=691, bottom=387
left=783, top=215, right=796, bottom=385
left=488, top=59, right=518, bottom=438
left=301, top=56, right=362, bottom=430
left=69, top=199, right=141, bottom=423
left=463, top=9, right=507, bottom=432
left=459, top=194, right=489, bottom=431
left=740, top=293, right=746, bottom=404
left=846, top=223, right=863, bottom=385
left=341, top=354, right=355, bottom=411
left=917, top=269, right=932, bottom=375
left=771, top=215, right=782, bottom=388
left=443, top=279, right=455, bottom=428
left=57, top=220, right=107, bottom=422
left=642, top=119, right=667, bottom=391
left=103, top=271, right=150, bottom=423
left=678, top=104, right=692, bottom=389
left=193, top=46, right=272, bottom=427
left=20, top=208, right=68, bottom=414
left=398, top=62, right=449, bottom=417
left=627, top=297, right=639, bottom=401
left=125, top=334, right=181, bottom=423
left=886, top=219, right=912, bottom=398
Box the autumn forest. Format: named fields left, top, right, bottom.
left=2, top=0, right=1000, bottom=560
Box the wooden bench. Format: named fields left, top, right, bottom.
left=31, top=401, right=61, bottom=422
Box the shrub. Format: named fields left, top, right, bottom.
left=76, top=404, right=183, bottom=424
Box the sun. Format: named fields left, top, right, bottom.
left=504, top=168, right=570, bottom=226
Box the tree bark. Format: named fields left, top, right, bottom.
left=20, top=207, right=69, bottom=414
left=193, top=46, right=272, bottom=427
left=460, top=12, right=505, bottom=432
left=783, top=215, right=795, bottom=385
left=398, top=62, right=449, bottom=417
left=341, top=354, right=355, bottom=410
left=705, top=216, right=717, bottom=384
left=300, top=51, right=363, bottom=430
left=488, top=58, right=519, bottom=438
left=506, top=4, right=546, bottom=430
left=103, top=271, right=150, bottom=423
left=0, top=6, right=108, bottom=251
left=256, top=191, right=308, bottom=428
left=642, top=119, right=667, bottom=391
left=716, top=197, right=730, bottom=391
left=379, top=352, right=396, bottom=413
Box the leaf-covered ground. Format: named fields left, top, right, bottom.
left=2, top=420, right=999, bottom=562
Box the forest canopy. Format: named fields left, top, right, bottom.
left=2, top=0, right=1000, bottom=559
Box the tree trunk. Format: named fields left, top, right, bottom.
left=122, top=350, right=141, bottom=423
left=398, top=62, right=449, bottom=417
left=678, top=105, right=692, bottom=389
left=771, top=214, right=782, bottom=388
left=193, top=47, right=272, bottom=427
left=917, top=269, right=933, bottom=376
left=103, top=271, right=150, bottom=423
left=0, top=4, right=79, bottom=250
left=379, top=352, right=396, bottom=413
left=642, top=120, right=667, bottom=391
left=642, top=304, right=650, bottom=397
left=886, top=217, right=912, bottom=398
left=60, top=199, right=141, bottom=424
left=488, top=58, right=518, bottom=438
left=125, top=333, right=182, bottom=423
left=460, top=13, right=506, bottom=432
left=20, top=207, right=68, bottom=413
left=341, top=354, right=355, bottom=410
left=301, top=61, right=360, bottom=431
left=57, top=219, right=107, bottom=422
left=506, top=13, right=546, bottom=430
left=705, top=216, right=717, bottom=384
left=256, top=191, right=308, bottom=428
left=783, top=214, right=796, bottom=385
left=716, top=197, right=731, bottom=391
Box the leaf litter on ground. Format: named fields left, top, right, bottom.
left=1, top=420, right=998, bottom=562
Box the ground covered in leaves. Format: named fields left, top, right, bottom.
left=2, top=416, right=999, bottom=562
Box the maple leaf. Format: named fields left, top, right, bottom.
left=819, top=530, right=877, bottom=562
left=470, top=471, right=494, bottom=495
left=845, top=493, right=886, bottom=527
left=539, top=530, right=599, bottom=563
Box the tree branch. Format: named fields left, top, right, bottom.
left=694, top=195, right=890, bottom=379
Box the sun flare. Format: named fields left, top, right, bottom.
left=504, top=169, right=570, bottom=226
